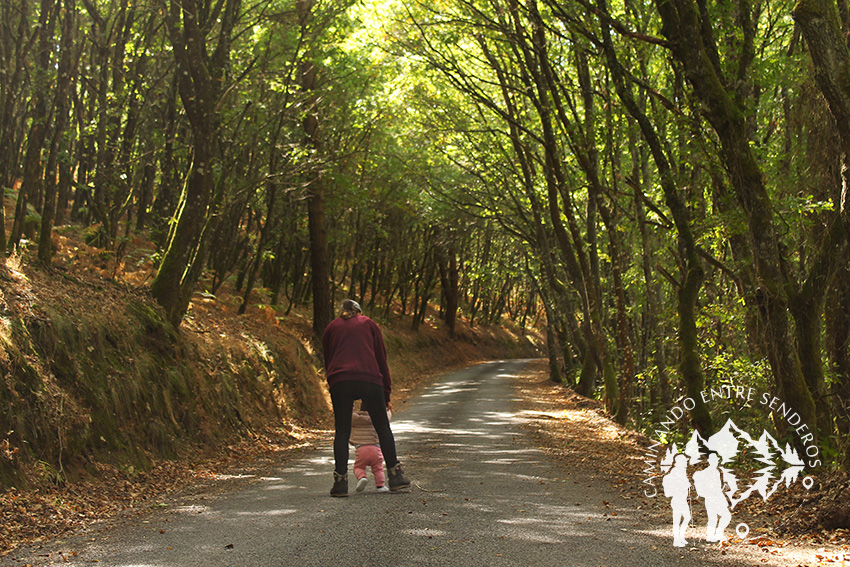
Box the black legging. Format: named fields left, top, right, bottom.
left=329, top=380, right=399, bottom=476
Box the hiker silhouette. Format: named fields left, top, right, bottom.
left=692, top=453, right=732, bottom=542
left=662, top=453, right=691, bottom=547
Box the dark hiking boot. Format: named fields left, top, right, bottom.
left=387, top=463, right=410, bottom=491
left=330, top=472, right=348, bottom=497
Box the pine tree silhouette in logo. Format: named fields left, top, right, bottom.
left=659, top=419, right=807, bottom=547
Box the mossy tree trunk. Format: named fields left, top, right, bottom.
left=652, top=0, right=819, bottom=435
left=152, top=0, right=240, bottom=327
left=596, top=0, right=713, bottom=433
left=826, top=265, right=850, bottom=467
left=792, top=1, right=850, bottom=450
left=793, top=0, right=850, bottom=183
left=793, top=2, right=850, bottom=254
left=789, top=217, right=846, bottom=436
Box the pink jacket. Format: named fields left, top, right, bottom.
left=349, top=409, right=392, bottom=446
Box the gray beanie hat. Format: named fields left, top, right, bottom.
left=342, top=299, right=362, bottom=313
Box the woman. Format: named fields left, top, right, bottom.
left=322, top=299, right=410, bottom=497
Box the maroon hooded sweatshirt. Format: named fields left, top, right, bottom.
left=322, top=314, right=392, bottom=403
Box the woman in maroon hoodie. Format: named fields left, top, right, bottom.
left=322, top=299, right=410, bottom=497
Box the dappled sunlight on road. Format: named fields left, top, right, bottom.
left=233, top=508, right=297, bottom=517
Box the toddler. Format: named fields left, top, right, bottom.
left=350, top=403, right=392, bottom=493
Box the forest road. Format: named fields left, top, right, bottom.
left=1, top=360, right=819, bottom=566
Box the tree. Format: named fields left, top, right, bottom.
left=297, top=0, right=334, bottom=343
left=591, top=0, right=711, bottom=431
left=650, top=0, right=844, bottom=439
left=38, top=0, right=77, bottom=264
left=152, top=0, right=241, bottom=327
left=9, top=0, right=58, bottom=252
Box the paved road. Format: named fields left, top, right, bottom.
left=2, top=360, right=817, bottom=566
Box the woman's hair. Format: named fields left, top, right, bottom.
left=340, top=299, right=362, bottom=320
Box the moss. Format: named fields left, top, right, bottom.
left=0, top=462, right=27, bottom=490
left=127, top=300, right=178, bottom=355
left=166, top=366, right=190, bottom=399
left=792, top=0, right=841, bottom=25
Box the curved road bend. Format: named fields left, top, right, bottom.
left=2, top=360, right=816, bottom=566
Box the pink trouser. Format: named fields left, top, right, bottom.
left=353, top=444, right=385, bottom=486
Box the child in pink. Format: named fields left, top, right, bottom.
left=350, top=405, right=392, bottom=493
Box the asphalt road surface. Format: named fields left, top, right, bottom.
left=2, top=360, right=820, bottom=566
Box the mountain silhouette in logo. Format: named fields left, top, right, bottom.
left=711, top=419, right=778, bottom=465
left=660, top=419, right=805, bottom=508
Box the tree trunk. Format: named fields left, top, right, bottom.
left=631, top=138, right=670, bottom=408
left=653, top=0, right=816, bottom=434
left=151, top=136, right=216, bottom=326
left=480, top=29, right=570, bottom=384
left=240, top=181, right=278, bottom=315
left=438, top=244, right=459, bottom=336
left=298, top=0, right=333, bottom=343
left=508, top=1, right=602, bottom=396
left=597, top=0, right=712, bottom=432
left=54, top=158, right=72, bottom=226
left=793, top=0, right=850, bottom=453
left=10, top=0, right=57, bottom=253
left=789, top=218, right=846, bottom=435
left=0, top=0, right=33, bottom=253
left=150, top=76, right=181, bottom=234
left=793, top=0, right=850, bottom=175
left=826, top=264, right=850, bottom=467
left=152, top=0, right=239, bottom=327
left=39, top=0, right=76, bottom=264
left=136, top=162, right=154, bottom=231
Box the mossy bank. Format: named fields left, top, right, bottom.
left=0, top=262, right=328, bottom=489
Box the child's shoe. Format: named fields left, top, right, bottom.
left=376, top=485, right=389, bottom=492
left=330, top=472, right=348, bottom=497
left=356, top=477, right=369, bottom=493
